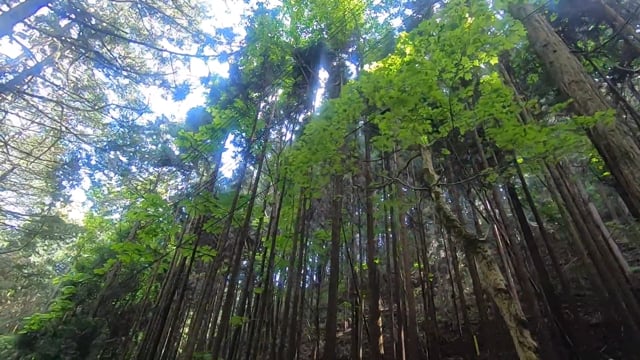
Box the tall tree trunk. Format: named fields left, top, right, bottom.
left=497, top=55, right=576, bottom=302
left=245, top=180, right=286, bottom=360
left=138, top=256, right=186, bottom=360
left=288, top=217, right=308, bottom=360
left=211, top=128, right=267, bottom=359
left=507, top=183, right=576, bottom=357
left=279, top=192, right=305, bottom=359
left=389, top=154, right=421, bottom=359
left=447, top=177, right=488, bottom=351
left=295, top=244, right=310, bottom=360
left=466, top=198, right=490, bottom=354
left=510, top=3, right=640, bottom=218
left=543, top=169, right=615, bottom=317
left=547, top=162, right=640, bottom=336
left=227, top=203, right=267, bottom=360
left=348, top=146, right=366, bottom=360
left=183, top=162, right=251, bottom=357
left=394, top=177, right=421, bottom=359
left=323, top=175, right=344, bottom=359
left=364, top=123, right=384, bottom=360
left=314, top=263, right=323, bottom=360
left=384, top=194, right=400, bottom=360
left=513, top=160, right=571, bottom=295
left=473, top=132, right=533, bottom=307
left=176, top=152, right=226, bottom=360
left=346, top=215, right=363, bottom=360
left=414, top=202, right=441, bottom=360
left=421, top=145, right=540, bottom=360
left=442, top=228, right=462, bottom=336
left=447, top=231, right=472, bottom=343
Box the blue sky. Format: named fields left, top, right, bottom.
left=0, top=0, right=256, bottom=221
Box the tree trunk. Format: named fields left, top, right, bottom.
left=364, top=124, right=384, bottom=360
left=279, top=192, right=305, bottom=359
left=210, top=160, right=263, bottom=359
left=510, top=3, right=640, bottom=218
left=323, top=176, right=344, bottom=360
left=391, top=162, right=421, bottom=359
left=346, top=217, right=363, bottom=360
left=388, top=195, right=404, bottom=360
left=227, top=204, right=267, bottom=360
left=288, top=220, right=308, bottom=360
left=421, top=145, right=540, bottom=360
left=414, top=203, right=441, bottom=360
left=586, top=0, right=640, bottom=62
left=547, top=162, right=640, bottom=336
left=138, top=257, right=186, bottom=360
left=513, top=160, right=571, bottom=295
left=507, top=183, right=576, bottom=357
left=543, top=169, right=614, bottom=315
left=246, top=177, right=287, bottom=360
left=472, top=133, right=537, bottom=316
left=386, top=147, right=421, bottom=360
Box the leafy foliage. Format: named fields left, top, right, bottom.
left=3, top=0, right=640, bottom=358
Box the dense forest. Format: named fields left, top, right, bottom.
left=2, top=0, right=640, bottom=359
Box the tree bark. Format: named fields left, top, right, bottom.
left=507, top=183, right=576, bottom=357
left=364, top=126, right=384, bottom=360
left=510, top=3, right=640, bottom=219
left=513, top=160, right=571, bottom=295
left=211, top=125, right=267, bottom=359
left=288, top=221, right=308, bottom=360
left=323, top=176, right=344, bottom=360
left=547, top=162, right=640, bottom=336
left=421, top=145, right=540, bottom=360
left=388, top=198, right=405, bottom=360
left=387, top=150, right=421, bottom=360
left=414, top=203, right=441, bottom=360
left=227, top=204, right=267, bottom=360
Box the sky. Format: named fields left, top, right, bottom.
left=144, top=0, right=269, bottom=179
left=0, top=0, right=253, bottom=222
left=76, top=0, right=250, bottom=220
left=1, top=0, right=418, bottom=224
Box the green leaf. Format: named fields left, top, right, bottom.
left=230, top=315, right=248, bottom=327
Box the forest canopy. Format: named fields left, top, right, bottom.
left=1, top=0, right=640, bottom=359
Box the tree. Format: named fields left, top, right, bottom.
left=510, top=2, right=640, bottom=219
left=0, top=0, right=216, bottom=232
left=6, top=0, right=640, bottom=359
